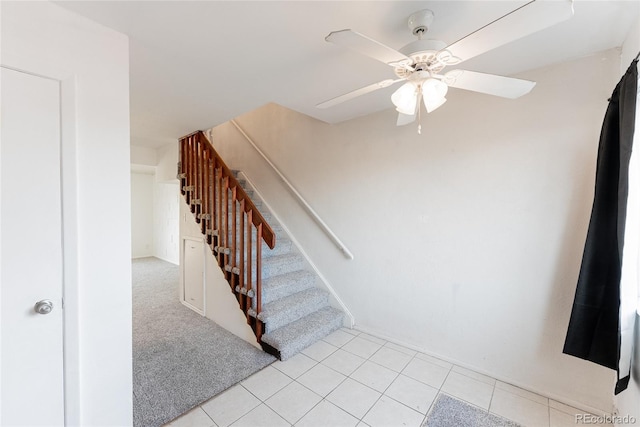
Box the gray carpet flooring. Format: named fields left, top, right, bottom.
left=132, top=257, right=275, bottom=427
left=424, top=394, right=521, bottom=427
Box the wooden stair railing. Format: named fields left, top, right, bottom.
left=177, top=130, right=276, bottom=344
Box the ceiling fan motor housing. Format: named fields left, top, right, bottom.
left=397, top=10, right=451, bottom=77
left=396, top=39, right=449, bottom=78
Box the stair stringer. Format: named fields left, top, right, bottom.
left=237, top=171, right=355, bottom=328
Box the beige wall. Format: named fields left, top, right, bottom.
left=208, top=49, right=622, bottom=412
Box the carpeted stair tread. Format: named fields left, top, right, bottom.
left=258, top=252, right=305, bottom=280
left=235, top=269, right=316, bottom=304
left=257, top=288, right=330, bottom=333
left=261, top=307, right=344, bottom=361
left=220, top=219, right=282, bottom=234
left=210, top=170, right=346, bottom=361
left=262, top=270, right=316, bottom=304
left=234, top=236, right=292, bottom=258
left=219, top=208, right=272, bottom=223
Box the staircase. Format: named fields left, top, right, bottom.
left=178, top=131, right=343, bottom=360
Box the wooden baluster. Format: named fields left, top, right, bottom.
left=213, top=162, right=219, bottom=249
left=216, top=167, right=223, bottom=264
left=179, top=138, right=186, bottom=195
left=246, top=211, right=253, bottom=322
left=201, top=148, right=209, bottom=234
left=221, top=176, right=229, bottom=274
left=207, top=158, right=214, bottom=246
left=231, top=186, right=238, bottom=299
left=197, top=137, right=204, bottom=220
left=177, top=131, right=276, bottom=346
left=190, top=135, right=197, bottom=213
left=239, top=199, right=245, bottom=312
left=185, top=136, right=192, bottom=205
left=255, top=223, right=263, bottom=342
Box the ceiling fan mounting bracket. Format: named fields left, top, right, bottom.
left=407, top=9, right=434, bottom=36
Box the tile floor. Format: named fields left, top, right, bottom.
left=165, top=328, right=613, bottom=427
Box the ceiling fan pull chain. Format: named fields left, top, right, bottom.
left=417, top=92, right=422, bottom=135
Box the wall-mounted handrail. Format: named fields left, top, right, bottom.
left=229, top=120, right=354, bottom=260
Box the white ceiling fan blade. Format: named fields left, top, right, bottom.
left=444, top=70, right=536, bottom=99
left=397, top=112, right=417, bottom=126
left=316, top=78, right=403, bottom=109
left=446, top=0, right=574, bottom=64
left=326, top=29, right=413, bottom=68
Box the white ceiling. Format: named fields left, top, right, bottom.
left=55, top=1, right=639, bottom=148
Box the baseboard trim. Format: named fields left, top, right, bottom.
left=352, top=324, right=614, bottom=418
left=153, top=254, right=179, bottom=265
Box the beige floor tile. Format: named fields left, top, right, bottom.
left=297, top=363, right=346, bottom=397
left=295, top=400, right=359, bottom=427
left=265, top=382, right=321, bottom=424
left=384, top=374, right=438, bottom=415
left=401, top=357, right=450, bottom=389
left=384, top=341, right=418, bottom=357
left=414, top=352, right=453, bottom=369
left=323, top=330, right=356, bottom=347
left=357, top=332, right=387, bottom=345
left=326, top=378, right=381, bottom=419
left=301, top=340, right=338, bottom=361
left=241, top=366, right=292, bottom=401
left=441, top=371, right=494, bottom=410
left=369, top=346, right=412, bottom=372
left=451, top=365, right=496, bottom=386
left=362, top=396, right=425, bottom=427
left=273, top=353, right=317, bottom=379
left=490, top=387, right=549, bottom=427
left=495, top=381, right=548, bottom=405
left=550, top=408, right=578, bottom=427
left=322, top=348, right=366, bottom=376
left=166, top=406, right=216, bottom=427
left=342, top=337, right=383, bottom=359
left=549, top=400, right=582, bottom=416
left=340, top=327, right=360, bottom=336
left=350, top=360, right=398, bottom=393
left=230, top=404, right=290, bottom=427
left=201, top=385, right=260, bottom=427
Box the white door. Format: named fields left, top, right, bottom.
left=183, top=238, right=205, bottom=313
left=1, top=67, right=65, bottom=425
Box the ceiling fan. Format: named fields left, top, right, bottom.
left=317, top=1, right=574, bottom=132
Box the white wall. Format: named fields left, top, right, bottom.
left=179, top=201, right=259, bottom=346
left=616, top=16, right=640, bottom=426
left=1, top=2, right=132, bottom=425
left=156, top=142, right=179, bottom=183
left=131, top=145, right=157, bottom=167
left=154, top=181, right=180, bottom=264
left=131, top=172, right=155, bottom=258
left=130, top=143, right=180, bottom=264
left=208, top=50, right=622, bottom=412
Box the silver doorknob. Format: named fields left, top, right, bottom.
left=34, top=300, right=54, bottom=315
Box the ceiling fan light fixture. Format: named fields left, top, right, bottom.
left=423, top=95, right=447, bottom=113
left=391, top=82, right=418, bottom=115
left=422, top=78, right=448, bottom=99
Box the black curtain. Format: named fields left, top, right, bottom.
left=563, top=57, right=638, bottom=395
